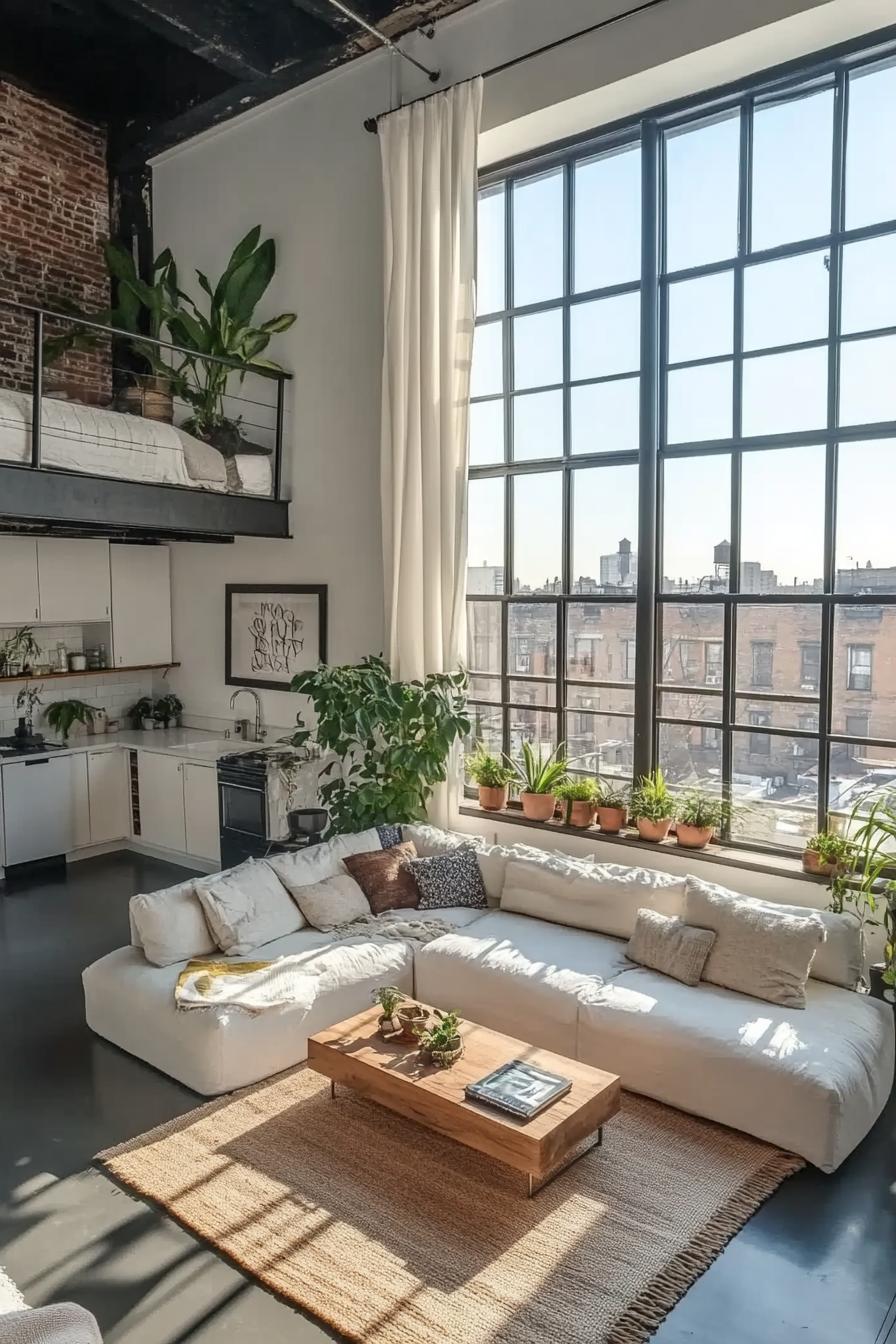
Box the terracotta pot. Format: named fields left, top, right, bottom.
left=520, top=792, right=557, bottom=822
left=596, top=806, right=627, bottom=834
left=802, top=849, right=844, bottom=877
left=395, top=1003, right=427, bottom=1042
left=478, top=784, right=508, bottom=812
left=636, top=816, right=672, bottom=843
left=676, top=823, right=714, bottom=850
left=567, top=799, right=595, bottom=828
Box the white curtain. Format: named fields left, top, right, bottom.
left=379, top=77, right=483, bottom=684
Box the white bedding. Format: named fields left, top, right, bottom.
left=0, top=391, right=272, bottom=496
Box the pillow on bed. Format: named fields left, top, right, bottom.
left=175, top=427, right=228, bottom=489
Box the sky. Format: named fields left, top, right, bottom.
left=468, top=61, right=896, bottom=593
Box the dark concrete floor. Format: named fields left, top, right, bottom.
left=1, top=851, right=894, bottom=1343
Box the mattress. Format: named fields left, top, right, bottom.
left=0, top=390, right=272, bottom=496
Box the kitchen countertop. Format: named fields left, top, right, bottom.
left=0, top=728, right=253, bottom=766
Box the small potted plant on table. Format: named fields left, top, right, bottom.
left=630, top=768, right=674, bottom=843
left=595, top=781, right=629, bottom=834
left=512, top=740, right=568, bottom=822
left=803, top=831, right=854, bottom=877
left=556, top=777, right=597, bottom=828
left=372, top=985, right=406, bottom=1037
left=675, top=791, right=729, bottom=850
left=466, top=743, right=515, bottom=812
left=419, top=1010, right=464, bottom=1068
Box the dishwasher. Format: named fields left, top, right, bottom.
left=2, top=754, right=76, bottom=867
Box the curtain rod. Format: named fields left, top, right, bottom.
left=363, top=0, right=673, bottom=132
left=328, top=0, right=441, bottom=83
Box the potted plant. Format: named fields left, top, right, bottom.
left=803, top=830, right=854, bottom=877
left=371, top=985, right=406, bottom=1036
left=511, top=740, right=568, bottom=822
left=630, top=768, right=675, bottom=843
left=675, top=791, right=730, bottom=850
left=556, top=777, right=597, bottom=828
left=419, top=1009, right=464, bottom=1068
left=1, top=626, right=42, bottom=678
left=829, top=796, right=896, bottom=1004
left=128, top=696, right=155, bottom=730
left=594, top=781, right=629, bottom=834
left=154, top=692, right=183, bottom=728
left=45, top=699, right=94, bottom=742
left=290, top=656, right=469, bottom=835
left=395, top=1001, right=428, bottom=1042
left=466, top=743, right=515, bottom=811
left=14, top=684, right=42, bottom=732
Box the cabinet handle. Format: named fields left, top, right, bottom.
left=25, top=758, right=49, bottom=767
left=34, top=608, right=38, bottom=619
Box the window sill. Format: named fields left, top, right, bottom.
left=458, top=804, right=829, bottom=886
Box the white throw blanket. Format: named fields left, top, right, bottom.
left=175, top=914, right=458, bottom=1015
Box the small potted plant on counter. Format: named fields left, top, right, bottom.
left=556, top=776, right=597, bottom=828
left=803, top=830, right=854, bottom=877
left=630, top=768, right=675, bottom=843
left=154, top=693, right=183, bottom=728
left=675, top=791, right=730, bottom=850
left=595, top=780, right=629, bottom=834
left=129, top=696, right=156, bottom=730
left=15, top=684, right=42, bottom=732
left=419, top=1009, right=464, bottom=1068
left=466, top=743, right=515, bottom=812
left=45, top=699, right=94, bottom=743
left=512, top=740, right=568, bottom=822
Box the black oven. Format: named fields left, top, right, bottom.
left=217, top=753, right=270, bottom=868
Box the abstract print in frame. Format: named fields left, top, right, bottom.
left=225, top=584, right=328, bottom=691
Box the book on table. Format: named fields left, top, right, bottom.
left=465, top=1059, right=572, bottom=1119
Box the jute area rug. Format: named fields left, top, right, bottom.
left=97, top=1067, right=803, bottom=1344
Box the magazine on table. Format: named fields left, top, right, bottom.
left=465, top=1059, right=572, bottom=1119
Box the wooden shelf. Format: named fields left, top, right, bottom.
left=0, top=662, right=179, bottom=685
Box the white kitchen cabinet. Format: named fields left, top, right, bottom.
left=183, top=762, right=221, bottom=864
left=87, top=749, right=129, bottom=844
left=110, top=545, right=172, bottom=668
left=37, top=539, right=111, bottom=624
left=2, top=754, right=77, bottom=865
left=0, top=537, right=40, bottom=625
left=71, top=752, right=91, bottom=849
left=138, top=750, right=186, bottom=853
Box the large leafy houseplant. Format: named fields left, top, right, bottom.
left=829, top=796, right=896, bottom=1001
left=165, top=226, right=296, bottom=451
left=290, top=656, right=469, bottom=834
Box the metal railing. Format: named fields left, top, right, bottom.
left=0, top=297, right=292, bottom=501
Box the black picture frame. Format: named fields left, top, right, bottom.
left=224, top=583, right=328, bottom=692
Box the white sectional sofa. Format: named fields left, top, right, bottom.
left=82, top=824, right=894, bottom=1172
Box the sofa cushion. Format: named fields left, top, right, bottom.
left=402, top=823, right=486, bottom=857
left=129, top=878, right=217, bottom=968
left=343, top=842, right=420, bottom=914
left=576, top=965, right=894, bottom=1171
left=500, top=856, right=687, bottom=939
left=685, top=876, right=825, bottom=1009
left=265, top=828, right=383, bottom=899
left=196, top=859, right=304, bottom=955
left=626, top=908, right=716, bottom=987
left=83, top=930, right=414, bottom=1095
left=406, top=849, right=488, bottom=910
left=413, top=909, right=631, bottom=1056
left=292, top=872, right=369, bottom=931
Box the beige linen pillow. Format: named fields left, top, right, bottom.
left=685, top=876, right=826, bottom=1009
left=196, top=859, right=305, bottom=955
left=130, top=878, right=216, bottom=967
left=292, top=873, right=369, bottom=931
left=626, top=908, right=716, bottom=987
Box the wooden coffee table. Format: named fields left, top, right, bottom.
left=308, top=1006, right=620, bottom=1196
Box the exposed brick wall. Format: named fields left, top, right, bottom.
left=0, top=82, right=111, bottom=403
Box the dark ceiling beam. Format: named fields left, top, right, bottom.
left=288, top=0, right=362, bottom=36
left=101, top=0, right=279, bottom=79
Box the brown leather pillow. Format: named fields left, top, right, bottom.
left=342, top=841, right=420, bottom=915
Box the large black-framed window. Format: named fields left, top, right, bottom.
left=467, top=31, right=896, bottom=856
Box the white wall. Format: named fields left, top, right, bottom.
left=152, top=0, right=885, bottom=748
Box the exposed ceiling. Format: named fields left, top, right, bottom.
left=0, top=0, right=480, bottom=165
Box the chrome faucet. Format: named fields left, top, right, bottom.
left=229, top=688, right=266, bottom=743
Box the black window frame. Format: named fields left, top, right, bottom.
left=469, top=25, right=896, bottom=857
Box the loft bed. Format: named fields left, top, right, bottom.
left=0, top=299, right=291, bottom=542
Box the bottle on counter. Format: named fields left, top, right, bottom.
left=56, top=641, right=67, bottom=672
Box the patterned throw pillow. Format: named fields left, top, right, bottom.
left=376, top=823, right=403, bottom=850
left=342, top=841, right=420, bottom=915
left=404, top=848, right=488, bottom=911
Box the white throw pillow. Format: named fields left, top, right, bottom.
left=401, top=822, right=487, bottom=857
left=130, top=878, right=216, bottom=968
left=689, top=877, right=863, bottom=989
left=501, top=856, right=687, bottom=939
left=196, top=859, right=305, bottom=955
left=292, top=873, right=369, bottom=931
left=265, top=829, right=382, bottom=897
left=684, top=876, right=826, bottom=1009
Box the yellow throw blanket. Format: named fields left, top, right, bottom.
left=175, top=957, right=319, bottom=1015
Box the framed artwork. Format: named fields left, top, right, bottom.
left=225, top=584, right=328, bottom=691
